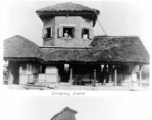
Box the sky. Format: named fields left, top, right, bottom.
left=0, top=0, right=151, bottom=53
left=1, top=96, right=152, bottom=120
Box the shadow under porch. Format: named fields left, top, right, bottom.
left=6, top=61, right=144, bottom=87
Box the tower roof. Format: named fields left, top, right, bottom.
left=61, top=106, right=78, bottom=114
left=36, top=2, right=100, bottom=15
left=50, top=107, right=77, bottom=120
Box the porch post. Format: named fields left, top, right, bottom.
left=29, top=64, right=32, bottom=74
left=19, top=66, right=22, bottom=74
left=94, top=68, right=96, bottom=87
left=69, top=66, right=73, bottom=85
left=26, top=63, right=29, bottom=74
left=114, top=67, right=117, bottom=86
left=108, top=65, right=112, bottom=83
left=139, top=65, right=142, bottom=87
left=26, top=63, right=29, bottom=83
left=70, top=68, right=73, bottom=80
left=109, top=74, right=112, bottom=83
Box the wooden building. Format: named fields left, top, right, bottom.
left=51, top=107, right=77, bottom=120
left=3, top=2, right=149, bottom=87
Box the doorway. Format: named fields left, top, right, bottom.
left=58, top=65, right=69, bottom=82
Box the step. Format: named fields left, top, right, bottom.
left=56, top=85, right=94, bottom=90
left=59, top=82, right=70, bottom=86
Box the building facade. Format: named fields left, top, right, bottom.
left=3, top=2, right=149, bottom=87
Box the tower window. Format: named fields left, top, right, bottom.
left=82, top=28, right=89, bottom=39
left=42, top=27, right=52, bottom=39
left=58, top=27, right=75, bottom=38
left=82, top=28, right=94, bottom=40
left=63, top=27, right=75, bottom=38
left=46, top=27, right=52, bottom=38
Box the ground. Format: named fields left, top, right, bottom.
left=2, top=80, right=149, bottom=91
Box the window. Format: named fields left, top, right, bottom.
left=58, top=27, right=75, bottom=38
left=82, top=28, right=94, bottom=40
left=46, top=28, right=51, bottom=38
left=82, top=28, right=89, bottom=39
left=42, top=27, right=52, bottom=38
left=20, top=63, right=26, bottom=74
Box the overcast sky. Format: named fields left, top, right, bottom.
left=0, top=1, right=151, bottom=52
left=1, top=96, right=152, bottom=120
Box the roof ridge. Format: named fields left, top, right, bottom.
left=5, top=35, right=40, bottom=47
left=40, top=46, right=91, bottom=49
left=36, top=2, right=100, bottom=14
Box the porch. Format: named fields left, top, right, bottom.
left=7, top=61, right=144, bottom=87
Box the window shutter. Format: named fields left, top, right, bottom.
left=50, top=27, right=52, bottom=38
left=81, top=28, right=84, bottom=38
left=58, top=27, right=63, bottom=38
left=42, top=28, right=47, bottom=38
left=89, top=29, right=94, bottom=39
left=72, top=28, right=75, bottom=37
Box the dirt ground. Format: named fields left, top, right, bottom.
left=1, top=80, right=150, bottom=91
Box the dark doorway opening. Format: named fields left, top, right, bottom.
left=58, top=65, right=69, bottom=82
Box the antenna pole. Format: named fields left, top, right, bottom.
left=97, top=19, right=107, bottom=36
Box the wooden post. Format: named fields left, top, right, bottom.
left=56, top=68, right=59, bottom=83
left=108, top=65, right=112, bottom=83
left=139, top=65, right=142, bottom=87
left=19, top=66, right=22, bottom=74
left=69, top=66, right=73, bottom=85
left=70, top=68, right=73, bottom=80
left=114, top=68, right=117, bottom=86
left=26, top=63, right=29, bottom=83
left=109, top=74, right=112, bottom=83
left=26, top=63, right=29, bottom=74
left=94, top=68, right=96, bottom=87
left=29, top=64, right=32, bottom=74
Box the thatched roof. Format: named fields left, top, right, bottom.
left=61, top=106, right=77, bottom=114
left=36, top=2, right=100, bottom=15
left=3, top=35, right=42, bottom=61
left=41, top=36, right=149, bottom=64
left=36, top=2, right=100, bottom=27
left=51, top=107, right=77, bottom=120
left=41, top=47, right=95, bottom=63
left=91, top=36, right=150, bottom=64
left=3, top=35, right=149, bottom=64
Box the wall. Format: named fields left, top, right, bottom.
left=19, top=62, right=39, bottom=84
left=43, top=17, right=55, bottom=46
left=45, top=66, right=58, bottom=83
left=42, top=16, right=93, bottom=47
left=55, top=16, right=93, bottom=47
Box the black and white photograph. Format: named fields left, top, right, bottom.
left=1, top=0, right=151, bottom=91
left=2, top=1, right=150, bottom=91
left=0, top=1, right=152, bottom=120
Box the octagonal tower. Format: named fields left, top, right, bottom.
left=36, top=2, right=100, bottom=47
